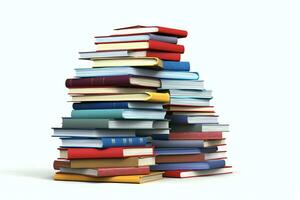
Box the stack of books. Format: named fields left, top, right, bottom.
left=52, top=25, right=231, bottom=182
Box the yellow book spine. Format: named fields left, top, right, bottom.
left=146, top=92, right=170, bottom=103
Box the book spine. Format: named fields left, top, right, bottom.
left=73, top=102, right=129, bottom=110
left=148, top=41, right=185, bottom=53
left=101, top=137, right=148, bottom=148
left=66, top=148, right=124, bottom=159
left=146, top=52, right=181, bottom=61
left=168, top=115, right=188, bottom=124
left=157, top=26, right=188, bottom=38
left=162, top=61, right=190, bottom=71
left=65, top=76, right=131, bottom=88
left=97, top=166, right=150, bottom=177
left=169, top=132, right=223, bottom=140
left=207, top=160, right=226, bottom=169
left=71, top=109, right=124, bottom=119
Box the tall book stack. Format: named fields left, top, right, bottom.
left=52, top=25, right=231, bottom=182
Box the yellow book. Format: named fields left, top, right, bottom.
left=53, top=172, right=163, bottom=184
left=71, top=92, right=170, bottom=103
left=92, top=57, right=163, bottom=68
left=96, top=41, right=151, bottom=51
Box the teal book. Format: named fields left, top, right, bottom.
left=71, top=109, right=166, bottom=120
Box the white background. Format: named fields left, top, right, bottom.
left=0, top=0, right=299, bottom=199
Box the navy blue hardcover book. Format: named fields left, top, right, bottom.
left=155, top=147, right=218, bottom=155
left=163, top=61, right=190, bottom=71
left=60, top=137, right=149, bottom=148
left=73, top=102, right=164, bottom=110
left=150, top=160, right=225, bottom=171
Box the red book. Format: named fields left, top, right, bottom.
left=59, top=147, right=154, bottom=159
left=60, top=166, right=150, bottom=177
left=163, top=166, right=233, bottom=178
left=168, top=132, right=223, bottom=140
left=65, top=75, right=160, bottom=88
left=111, top=25, right=188, bottom=38
left=143, top=51, right=181, bottom=61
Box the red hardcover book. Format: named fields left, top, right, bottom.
left=65, top=75, right=160, bottom=88
left=59, top=147, right=154, bottom=159
left=169, top=132, right=223, bottom=140
left=156, top=154, right=205, bottom=163
left=60, top=166, right=150, bottom=177
left=163, top=166, right=233, bottom=178
left=112, top=25, right=188, bottom=38
left=144, top=51, right=181, bottom=61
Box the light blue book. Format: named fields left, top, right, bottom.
left=75, top=67, right=199, bottom=80
left=71, top=109, right=166, bottom=120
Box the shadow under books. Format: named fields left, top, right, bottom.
left=1, top=168, right=53, bottom=180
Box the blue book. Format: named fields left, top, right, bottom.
left=61, top=137, right=149, bottom=148
left=155, top=147, right=218, bottom=155
left=162, top=61, right=190, bottom=71
left=73, top=102, right=163, bottom=110
left=168, top=115, right=218, bottom=124
left=75, top=67, right=199, bottom=80
left=150, top=160, right=225, bottom=171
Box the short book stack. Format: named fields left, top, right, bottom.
left=53, top=25, right=231, bottom=183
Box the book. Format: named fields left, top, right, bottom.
left=70, top=92, right=170, bottom=103
left=164, top=105, right=214, bottom=112
left=92, top=57, right=163, bottom=68
left=62, top=118, right=169, bottom=129
left=156, top=151, right=227, bottom=163
left=150, top=160, right=226, bottom=171
left=95, top=34, right=178, bottom=43
left=53, top=157, right=155, bottom=168
left=96, top=40, right=184, bottom=53
left=152, top=139, right=226, bottom=148
left=163, top=166, right=232, bottom=178
left=170, top=112, right=216, bottom=116
left=66, top=75, right=161, bottom=88
left=136, top=129, right=170, bottom=136
left=75, top=67, right=199, bottom=80
left=168, top=115, right=218, bottom=124
left=73, top=102, right=164, bottom=110
left=160, top=80, right=204, bottom=90
left=159, top=131, right=224, bottom=140
left=168, top=90, right=212, bottom=98
left=170, top=124, right=229, bottom=132
left=79, top=51, right=181, bottom=61
left=162, top=61, right=190, bottom=71
left=52, top=128, right=135, bottom=138
left=155, top=147, right=219, bottom=155
left=59, top=166, right=150, bottom=177
left=60, top=137, right=150, bottom=148
left=111, top=25, right=188, bottom=38
left=53, top=172, right=163, bottom=184
left=71, top=109, right=166, bottom=120
left=68, top=87, right=156, bottom=95
left=169, top=98, right=210, bottom=106
left=59, top=147, right=154, bottom=159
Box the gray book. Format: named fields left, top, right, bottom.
left=170, top=124, right=229, bottom=132
left=152, top=139, right=226, bottom=148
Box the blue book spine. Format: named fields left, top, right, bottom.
left=73, top=102, right=129, bottom=110
left=150, top=160, right=225, bottom=171
left=71, top=109, right=124, bottom=119
left=163, top=61, right=190, bottom=71
left=101, top=137, right=148, bottom=148
left=168, top=115, right=188, bottom=124
left=207, top=160, right=226, bottom=169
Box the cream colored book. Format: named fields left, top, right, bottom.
left=92, top=57, right=163, bottom=68
left=68, top=87, right=156, bottom=95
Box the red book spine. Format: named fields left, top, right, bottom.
left=65, top=75, right=132, bottom=88
left=67, top=148, right=125, bottom=159
left=146, top=51, right=181, bottom=61
left=148, top=41, right=185, bottom=53
left=169, top=132, right=223, bottom=140
left=157, top=26, right=188, bottom=38
left=97, top=166, right=150, bottom=177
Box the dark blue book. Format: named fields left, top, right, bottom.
left=150, top=160, right=225, bottom=171
left=155, top=147, right=218, bottom=155
left=60, top=137, right=149, bottom=148
left=73, top=102, right=163, bottom=110
left=163, top=61, right=190, bottom=71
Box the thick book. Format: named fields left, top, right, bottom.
left=168, top=90, right=212, bottom=98
left=111, top=25, right=188, bottom=38
left=92, top=57, right=163, bottom=68
left=156, top=132, right=224, bottom=140
left=65, top=75, right=161, bottom=88
left=75, top=67, right=199, bottom=80
left=59, top=166, right=150, bottom=177
left=79, top=51, right=181, bottom=61
left=170, top=124, right=229, bottom=132
left=68, top=87, right=156, bottom=95
left=60, top=137, right=150, bottom=148
left=62, top=118, right=169, bottom=129
left=164, top=105, right=214, bottom=112
left=53, top=157, right=155, bottom=169
left=163, top=166, right=232, bottom=178
left=160, top=80, right=204, bottom=90
left=70, top=92, right=170, bottom=103
left=151, top=160, right=226, bottom=171
left=52, top=128, right=135, bottom=138
left=53, top=172, right=163, bottom=184
left=71, top=109, right=166, bottom=120
left=168, top=115, right=218, bottom=124
left=155, top=147, right=218, bottom=155
left=59, top=147, right=154, bottom=159
left=152, top=139, right=226, bottom=148
left=156, top=151, right=227, bottom=163
left=73, top=102, right=163, bottom=110
left=96, top=40, right=184, bottom=53
left=95, top=34, right=178, bottom=43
